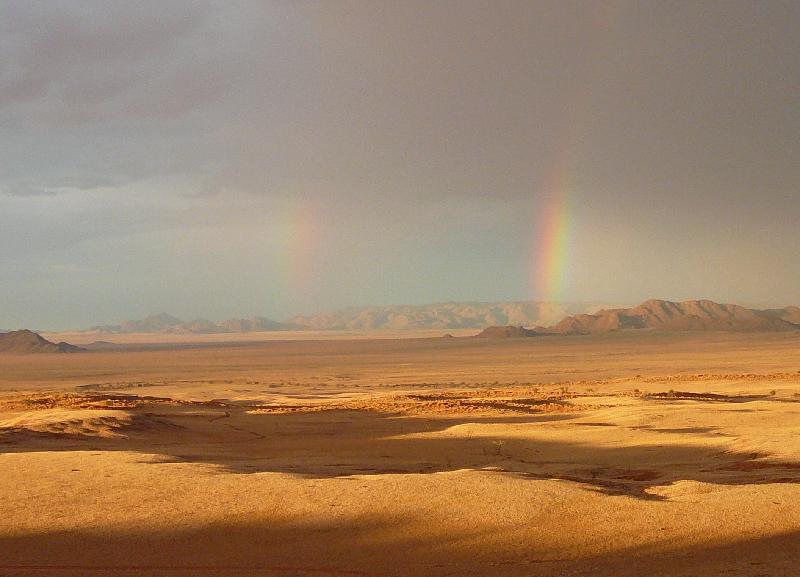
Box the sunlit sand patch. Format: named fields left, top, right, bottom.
left=0, top=409, right=137, bottom=438
left=2, top=345, right=800, bottom=576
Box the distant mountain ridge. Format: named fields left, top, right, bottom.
left=75, top=299, right=799, bottom=336
left=88, top=313, right=295, bottom=335
left=286, top=301, right=612, bottom=331
left=80, top=302, right=612, bottom=334
left=544, top=299, right=800, bottom=334
left=475, top=300, right=800, bottom=338
left=0, top=330, right=83, bottom=354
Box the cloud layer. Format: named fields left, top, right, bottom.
left=1, top=1, right=798, bottom=329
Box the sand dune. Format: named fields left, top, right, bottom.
left=0, top=408, right=153, bottom=439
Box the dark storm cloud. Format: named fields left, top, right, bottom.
left=0, top=0, right=798, bottom=329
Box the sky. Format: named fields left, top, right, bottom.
left=1, top=0, right=798, bottom=330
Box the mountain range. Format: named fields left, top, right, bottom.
left=87, top=313, right=294, bottom=334
left=285, top=302, right=611, bottom=331
left=5, top=299, right=800, bottom=353
left=547, top=299, right=800, bottom=333
left=477, top=299, right=800, bottom=336
left=66, top=299, right=800, bottom=335
left=82, top=302, right=611, bottom=334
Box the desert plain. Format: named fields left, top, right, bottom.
left=2, top=330, right=800, bottom=576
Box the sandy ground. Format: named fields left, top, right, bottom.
left=2, top=331, right=800, bottom=576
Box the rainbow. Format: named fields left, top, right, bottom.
left=531, top=156, right=573, bottom=302
left=277, top=199, right=317, bottom=295
left=530, top=2, right=620, bottom=303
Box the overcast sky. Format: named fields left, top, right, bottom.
left=1, top=0, right=798, bottom=329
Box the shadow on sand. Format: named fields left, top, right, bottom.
left=1, top=512, right=799, bottom=577
left=2, top=397, right=799, bottom=499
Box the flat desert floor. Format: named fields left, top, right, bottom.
left=2, top=331, right=800, bottom=576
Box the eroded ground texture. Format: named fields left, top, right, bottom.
left=2, top=332, right=800, bottom=576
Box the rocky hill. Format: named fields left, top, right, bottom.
left=546, top=300, right=800, bottom=334
left=474, top=300, right=800, bottom=338
left=765, top=306, right=800, bottom=325
left=0, top=330, right=84, bottom=354
left=475, top=325, right=539, bottom=338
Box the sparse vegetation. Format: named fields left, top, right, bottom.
left=491, top=439, right=506, bottom=456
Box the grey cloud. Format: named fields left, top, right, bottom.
left=0, top=1, right=798, bottom=329
left=1, top=174, right=131, bottom=196
left=2, top=182, right=60, bottom=197
left=0, top=1, right=270, bottom=202
left=0, top=1, right=210, bottom=114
